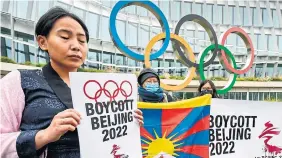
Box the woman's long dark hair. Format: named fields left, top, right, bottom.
left=197, top=80, right=219, bottom=98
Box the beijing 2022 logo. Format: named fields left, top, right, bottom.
left=109, top=1, right=255, bottom=94
left=259, top=121, right=282, bottom=156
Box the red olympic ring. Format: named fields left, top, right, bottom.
left=120, top=80, right=133, bottom=98
left=220, top=27, right=255, bottom=74
left=83, top=80, right=133, bottom=102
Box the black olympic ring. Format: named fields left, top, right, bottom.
left=83, top=80, right=133, bottom=102
left=173, top=14, right=219, bottom=69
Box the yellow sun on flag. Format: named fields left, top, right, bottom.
left=142, top=129, right=183, bottom=158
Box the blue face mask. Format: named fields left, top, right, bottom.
left=145, top=83, right=159, bottom=93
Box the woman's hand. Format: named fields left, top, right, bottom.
left=134, top=109, right=144, bottom=126
left=35, top=109, right=81, bottom=149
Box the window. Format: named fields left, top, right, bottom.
left=212, top=5, right=218, bottom=24
left=1, top=27, right=11, bottom=36
left=259, top=92, right=264, bottom=101
left=257, top=34, right=267, bottom=50
left=226, top=33, right=236, bottom=45
left=193, top=3, right=202, bottom=16
left=86, top=12, right=99, bottom=39
left=278, top=36, right=282, bottom=52
left=262, top=8, right=272, bottom=27
left=38, top=49, right=48, bottom=64
left=237, top=35, right=245, bottom=47
left=277, top=92, right=282, bottom=101
left=159, top=1, right=169, bottom=19
left=224, top=6, right=233, bottom=25
left=14, top=31, right=34, bottom=44
left=238, top=7, right=245, bottom=25
left=56, top=2, right=70, bottom=11
left=14, top=42, right=35, bottom=64
left=151, top=60, right=159, bottom=68
left=252, top=92, right=259, bottom=101
left=151, top=27, right=161, bottom=50
left=1, top=1, right=11, bottom=13
left=124, top=5, right=135, bottom=14
left=116, top=20, right=126, bottom=42
left=100, top=16, right=111, bottom=41
left=186, top=30, right=195, bottom=51
left=171, top=1, right=180, bottom=21
left=277, top=64, right=282, bottom=77
left=217, top=5, right=223, bottom=24
left=266, top=64, right=274, bottom=77
left=228, top=6, right=237, bottom=25
left=128, top=58, right=137, bottom=67
left=116, top=54, right=125, bottom=65
left=14, top=1, right=28, bottom=19
left=88, top=50, right=100, bottom=62
left=137, top=6, right=148, bottom=17
left=204, top=4, right=213, bottom=23
left=164, top=59, right=170, bottom=68
left=39, top=1, right=50, bottom=17
left=267, top=35, right=276, bottom=51
left=102, top=52, right=113, bottom=64
left=272, top=9, right=280, bottom=28
left=243, top=7, right=250, bottom=26
left=1, top=37, right=12, bottom=59
left=255, top=64, right=263, bottom=77
left=139, top=25, right=149, bottom=49
left=101, top=1, right=111, bottom=7
left=182, top=2, right=192, bottom=16
left=236, top=92, right=242, bottom=100
left=249, top=92, right=253, bottom=100
left=263, top=92, right=270, bottom=100
left=128, top=22, right=138, bottom=46
left=28, top=45, right=36, bottom=64
left=229, top=92, right=235, bottom=99
left=72, top=7, right=84, bottom=20
left=270, top=92, right=276, bottom=100
left=252, top=7, right=261, bottom=26
left=242, top=92, right=247, bottom=100
left=223, top=93, right=229, bottom=99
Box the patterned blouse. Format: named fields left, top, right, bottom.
left=0, top=63, right=80, bottom=158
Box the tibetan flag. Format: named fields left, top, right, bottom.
left=138, top=94, right=211, bottom=158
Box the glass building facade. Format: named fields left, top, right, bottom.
left=1, top=0, right=282, bottom=101
left=1, top=0, right=282, bottom=76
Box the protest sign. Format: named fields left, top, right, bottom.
left=70, top=73, right=142, bottom=158
left=210, top=99, right=282, bottom=158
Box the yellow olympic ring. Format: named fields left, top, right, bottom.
left=144, top=33, right=196, bottom=91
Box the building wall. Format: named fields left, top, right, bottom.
left=1, top=0, right=282, bottom=76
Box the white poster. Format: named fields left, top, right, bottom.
left=69, top=72, right=142, bottom=158
left=210, top=99, right=282, bottom=158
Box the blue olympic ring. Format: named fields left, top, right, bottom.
left=109, top=0, right=170, bottom=61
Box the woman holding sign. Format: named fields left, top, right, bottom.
left=0, top=7, right=143, bottom=158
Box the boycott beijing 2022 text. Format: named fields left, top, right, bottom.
left=209, top=115, right=258, bottom=156
left=85, top=99, right=134, bottom=142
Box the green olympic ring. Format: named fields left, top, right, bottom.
left=199, top=44, right=237, bottom=94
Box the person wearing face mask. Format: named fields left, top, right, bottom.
left=197, top=80, right=219, bottom=98
left=137, top=68, right=168, bottom=103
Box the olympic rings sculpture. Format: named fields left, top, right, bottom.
left=83, top=80, right=133, bottom=102
left=109, top=0, right=255, bottom=94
